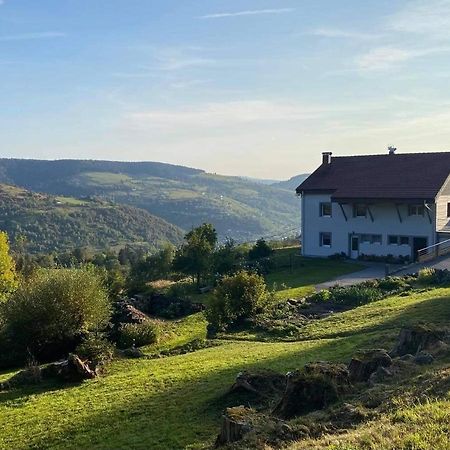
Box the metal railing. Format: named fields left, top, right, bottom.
left=417, top=238, right=450, bottom=263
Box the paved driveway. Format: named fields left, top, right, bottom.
left=315, top=262, right=387, bottom=291
left=315, top=254, right=450, bottom=291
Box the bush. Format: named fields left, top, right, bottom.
left=75, top=334, right=115, bottom=367
left=206, top=270, right=269, bottom=333
left=377, top=276, right=410, bottom=292
left=117, top=321, right=159, bottom=348
left=329, top=285, right=383, bottom=306
left=2, top=267, right=111, bottom=361
left=309, top=289, right=331, bottom=303
left=248, top=239, right=273, bottom=260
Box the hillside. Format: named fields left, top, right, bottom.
left=0, top=159, right=300, bottom=241
left=0, top=184, right=183, bottom=253
left=271, top=173, right=309, bottom=190
left=1, top=261, right=449, bottom=449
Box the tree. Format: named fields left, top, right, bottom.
left=2, top=267, right=111, bottom=360
left=213, top=238, right=246, bottom=276
left=0, top=232, right=18, bottom=301
left=206, top=270, right=268, bottom=333
left=173, top=224, right=217, bottom=287
left=249, top=238, right=273, bottom=260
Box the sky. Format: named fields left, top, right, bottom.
left=1, top=0, right=450, bottom=179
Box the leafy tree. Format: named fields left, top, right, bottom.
left=127, top=243, right=175, bottom=293
left=173, top=224, right=217, bottom=287
left=249, top=238, right=273, bottom=260
left=213, top=238, right=246, bottom=276
left=2, top=267, right=111, bottom=360
left=206, top=270, right=268, bottom=334
left=0, top=231, right=18, bottom=301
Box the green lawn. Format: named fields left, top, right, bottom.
left=266, top=250, right=363, bottom=300
left=1, top=287, right=449, bottom=449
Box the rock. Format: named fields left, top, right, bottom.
left=229, top=370, right=286, bottom=399
left=391, top=325, right=447, bottom=357
left=273, top=362, right=350, bottom=419
left=368, top=366, right=393, bottom=387
left=0, top=365, right=42, bottom=390
left=348, top=349, right=392, bottom=383
left=429, top=340, right=449, bottom=357
left=215, top=406, right=253, bottom=447
left=414, top=351, right=434, bottom=365
left=120, top=347, right=145, bottom=359
left=112, top=300, right=149, bottom=325
left=399, top=353, right=415, bottom=362
left=42, top=354, right=97, bottom=382
left=332, top=403, right=369, bottom=427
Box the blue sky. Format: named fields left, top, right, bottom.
left=1, top=0, right=450, bottom=178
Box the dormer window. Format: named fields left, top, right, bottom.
left=320, top=202, right=332, bottom=217
left=353, top=204, right=367, bottom=218
left=408, top=205, right=424, bottom=216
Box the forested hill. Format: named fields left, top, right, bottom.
left=0, top=184, right=183, bottom=253
left=0, top=159, right=301, bottom=242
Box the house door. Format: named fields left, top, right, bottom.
left=351, top=235, right=360, bottom=259
left=412, top=237, right=427, bottom=261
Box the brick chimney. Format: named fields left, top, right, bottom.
left=322, top=152, right=332, bottom=164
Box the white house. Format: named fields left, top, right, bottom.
left=296, top=150, right=450, bottom=261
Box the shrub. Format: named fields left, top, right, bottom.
left=117, top=321, right=159, bottom=348
left=0, top=231, right=18, bottom=302
left=206, top=270, right=269, bottom=333
left=330, top=285, right=383, bottom=306
left=309, top=289, right=331, bottom=303
left=75, top=334, right=115, bottom=367
left=416, top=268, right=450, bottom=286
left=248, top=239, right=273, bottom=260
left=377, top=276, right=410, bottom=292
left=2, top=267, right=111, bottom=360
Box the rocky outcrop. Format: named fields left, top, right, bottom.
left=391, top=325, right=447, bottom=357
left=348, top=349, right=392, bottom=383
left=112, top=300, right=149, bottom=325
left=229, top=370, right=286, bottom=399
left=273, top=362, right=350, bottom=419
left=1, top=354, right=96, bottom=390
left=42, top=354, right=97, bottom=382
left=0, top=365, right=42, bottom=390
left=215, top=406, right=254, bottom=447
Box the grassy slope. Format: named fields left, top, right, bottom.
left=1, top=287, right=449, bottom=449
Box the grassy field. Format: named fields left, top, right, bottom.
left=1, top=285, right=449, bottom=449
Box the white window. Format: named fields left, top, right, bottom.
left=320, top=202, right=332, bottom=217
left=320, top=232, right=332, bottom=247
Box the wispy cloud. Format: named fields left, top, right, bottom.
left=199, top=8, right=295, bottom=19
left=309, top=28, right=382, bottom=40
left=356, top=45, right=450, bottom=71
left=0, top=31, right=66, bottom=42
left=388, top=0, right=450, bottom=38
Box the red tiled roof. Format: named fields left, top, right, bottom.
left=296, top=152, right=450, bottom=202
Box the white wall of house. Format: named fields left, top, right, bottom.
left=436, top=177, right=450, bottom=232
left=301, top=193, right=436, bottom=259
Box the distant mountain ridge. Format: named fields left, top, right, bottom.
left=0, top=159, right=301, bottom=242
left=271, top=174, right=310, bottom=191
left=0, top=183, right=183, bottom=253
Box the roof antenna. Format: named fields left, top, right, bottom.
left=388, top=145, right=397, bottom=155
